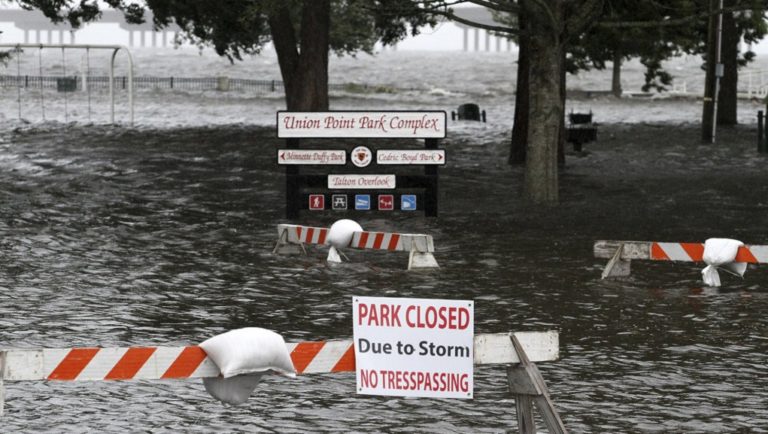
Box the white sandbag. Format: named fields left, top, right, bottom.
left=327, top=245, right=342, bottom=263
left=326, top=219, right=362, bottom=263
left=326, top=219, right=363, bottom=249
left=701, top=238, right=746, bottom=287
left=199, top=328, right=296, bottom=378
left=203, top=373, right=265, bottom=405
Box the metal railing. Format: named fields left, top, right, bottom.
left=0, top=75, right=410, bottom=94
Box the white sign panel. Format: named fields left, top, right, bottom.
left=377, top=150, right=446, bottom=165
left=353, top=296, right=474, bottom=399
left=277, top=149, right=346, bottom=165
left=278, top=111, right=447, bottom=138
left=328, top=174, right=396, bottom=189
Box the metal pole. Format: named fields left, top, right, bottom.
left=758, top=111, right=764, bottom=153
left=711, top=0, right=724, bottom=144
left=110, top=46, right=135, bottom=125
left=15, top=46, right=21, bottom=120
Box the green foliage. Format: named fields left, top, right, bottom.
left=12, top=0, right=435, bottom=61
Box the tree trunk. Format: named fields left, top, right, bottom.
left=611, top=49, right=622, bottom=98
left=717, top=5, right=737, bottom=126
left=268, top=0, right=330, bottom=111
left=525, top=0, right=563, bottom=205
left=509, top=4, right=529, bottom=165
left=701, top=0, right=718, bottom=142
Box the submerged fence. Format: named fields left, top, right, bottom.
left=0, top=75, right=405, bottom=94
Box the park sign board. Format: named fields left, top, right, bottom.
left=353, top=296, right=474, bottom=399
left=278, top=110, right=446, bottom=218
left=277, top=111, right=447, bottom=138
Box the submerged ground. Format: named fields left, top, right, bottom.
left=1, top=47, right=768, bottom=432
left=1, top=117, right=767, bottom=432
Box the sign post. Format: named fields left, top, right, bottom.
left=276, top=111, right=447, bottom=219
left=353, top=296, right=474, bottom=399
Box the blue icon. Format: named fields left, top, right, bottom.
left=355, top=194, right=371, bottom=210
left=401, top=194, right=417, bottom=211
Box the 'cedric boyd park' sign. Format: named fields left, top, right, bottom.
left=353, top=296, right=474, bottom=399
left=276, top=111, right=447, bottom=219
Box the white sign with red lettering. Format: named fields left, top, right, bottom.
left=328, top=174, right=396, bottom=189
left=277, top=111, right=447, bottom=138
left=376, top=149, right=446, bottom=165
left=353, top=296, right=474, bottom=399
left=277, top=149, right=346, bottom=165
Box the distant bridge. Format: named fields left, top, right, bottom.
left=0, top=9, right=180, bottom=47
left=0, top=7, right=514, bottom=52
left=452, top=7, right=514, bottom=52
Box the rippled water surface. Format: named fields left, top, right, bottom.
left=2, top=48, right=768, bottom=432
left=1, top=121, right=767, bottom=433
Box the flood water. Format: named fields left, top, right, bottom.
left=1, top=120, right=767, bottom=433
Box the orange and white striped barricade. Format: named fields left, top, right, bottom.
left=594, top=240, right=768, bottom=278
left=273, top=224, right=329, bottom=256
left=273, top=224, right=439, bottom=270
left=0, top=332, right=560, bottom=427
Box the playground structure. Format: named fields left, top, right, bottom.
left=0, top=43, right=134, bottom=125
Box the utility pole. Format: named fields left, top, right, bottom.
left=711, top=0, right=724, bottom=143
left=702, top=0, right=724, bottom=143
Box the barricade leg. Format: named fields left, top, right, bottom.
left=1, top=351, right=6, bottom=417
left=514, top=394, right=535, bottom=434
left=408, top=249, right=439, bottom=270
left=506, top=335, right=567, bottom=434
left=601, top=243, right=631, bottom=278
left=273, top=228, right=306, bottom=255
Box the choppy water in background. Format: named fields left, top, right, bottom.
left=1, top=49, right=768, bottom=432
left=2, top=48, right=768, bottom=127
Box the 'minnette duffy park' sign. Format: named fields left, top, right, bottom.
left=277, top=111, right=447, bottom=219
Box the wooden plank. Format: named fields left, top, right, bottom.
left=474, top=332, right=559, bottom=365
left=594, top=241, right=651, bottom=260
left=2, top=332, right=558, bottom=382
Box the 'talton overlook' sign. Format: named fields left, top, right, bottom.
left=277, top=110, right=446, bottom=219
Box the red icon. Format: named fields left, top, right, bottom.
left=378, top=194, right=394, bottom=211
left=309, top=194, right=325, bottom=210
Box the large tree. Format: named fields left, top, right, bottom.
left=13, top=0, right=433, bottom=111
left=407, top=0, right=601, bottom=204
left=700, top=0, right=766, bottom=136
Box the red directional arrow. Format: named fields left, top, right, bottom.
left=280, top=152, right=286, bottom=160
left=438, top=154, right=443, bottom=161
